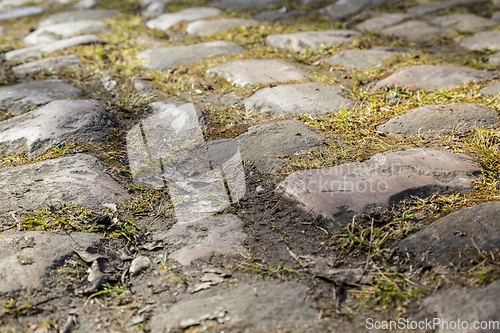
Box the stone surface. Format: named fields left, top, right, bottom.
left=206, top=59, right=308, bottom=87
left=321, top=48, right=400, bottom=69
left=244, top=82, right=353, bottom=117
left=254, top=8, right=305, bottom=22
left=137, top=41, right=245, bottom=71
left=24, top=20, right=109, bottom=45
left=429, top=13, right=496, bottom=32
left=381, top=20, right=452, bottom=41
left=373, top=65, right=493, bottom=91
left=0, top=6, right=47, bottom=22
left=481, top=82, right=500, bottom=95
left=0, top=231, right=101, bottom=294
left=408, top=0, right=489, bottom=15
left=211, top=0, right=283, bottom=9
left=266, top=30, right=361, bottom=52
left=0, top=99, right=115, bottom=158
left=423, top=281, right=500, bottom=333
left=130, top=256, right=151, bottom=277
left=186, top=18, right=259, bottom=36
left=5, top=35, right=105, bottom=62
left=493, top=10, right=500, bottom=21
left=355, top=13, right=414, bottom=32
left=75, top=0, right=99, bottom=9
left=141, top=1, right=166, bottom=19
left=488, top=52, right=500, bottom=64
left=0, top=79, right=82, bottom=114
left=319, top=0, right=402, bottom=20
left=378, top=103, right=498, bottom=134
left=132, top=76, right=156, bottom=96
left=11, top=55, right=83, bottom=78
left=396, top=202, right=500, bottom=264
left=0, top=154, right=129, bottom=214
left=276, top=149, right=481, bottom=226
left=237, top=119, right=322, bottom=173
left=150, top=281, right=317, bottom=332
left=154, top=214, right=247, bottom=266
left=146, top=7, right=222, bottom=32
left=461, top=31, right=500, bottom=51
left=38, top=9, right=119, bottom=28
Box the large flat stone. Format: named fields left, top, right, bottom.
left=0, top=231, right=101, bottom=294
left=408, top=0, right=489, bottom=15
left=381, top=20, right=452, bottom=41
left=0, top=6, right=47, bottom=22
left=5, top=35, right=105, bottom=62
left=254, top=8, right=305, bottom=22
left=396, top=202, right=500, bottom=264
left=461, top=31, right=500, bottom=51
left=266, top=30, right=360, bottom=52
left=378, top=103, right=498, bottom=134
left=244, top=82, right=353, bottom=117
left=0, top=154, right=129, bottom=214
left=146, top=7, right=222, bottom=32
left=355, top=13, right=414, bottom=32
left=137, top=41, right=244, bottom=71
left=205, top=59, right=308, bottom=87
left=321, top=48, right=400, bottom=69
left=0, top=99, right=115, bottom=158
left=0, top=79, right=82, bottom=114
left=154, top=214, right=247, bottom=266
left=429, top=13, right=496, bottom=32
left=237, top=119, right=322, bottom=173
left=276, top=149, right=481, bottom=226
left=38, top=9, right=119, bottom=28
left=150, top=281, right=317, bottom=332
left=211, top=0, right=283, bottom=9
left=373, top=65, right=493, bottom=91
left=481, top=82, right=500, bottom=95
left=24, top=20, right=109, bottom=45
left=319, top=0, right=402, bottom=20
left=186, top=18, right=259, bottom=36
left=423, top=281, right=500, bottom=332
left=11, top=55, right=83, bottom=78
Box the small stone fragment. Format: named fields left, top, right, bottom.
left=266, top=30, right=360, bottom=52
left=206, top=59, right=308, bottom=87
left=101, top=74, right=118, bottom=91
left=132, top=76, right=156, bottom=96
left=142, top=1, right=165, bottom=19
left=146, top=7, right=222, bottom=32
left=11, top=55, right=83, bottom=78
left=130, top=256, right=152, bottom=277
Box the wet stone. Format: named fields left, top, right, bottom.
left=5, top=35, right=106, bottom=62
left=407, top=0, right=489, bottom=15
left=378, top=103, right=498, bottom=134
left=244, top=82, right=354, bottom=117
left=0, top=154, right=129, bottom=215
left=24, top=20, right=109, bottom=45
left=146, top=7, right=222, bottom=32
left=373, top=65, right=493, bottom=91
left=481, top=82, right=500, bottom=95
left=429, top=13, right=496, bottom=32
left=38, top=9, right=119, bottom=28
left=319, top=0, right=402, bottom=20
left=0, top=231, right=101, bottom=294
left=355, top=13, right=414, bottom=32
left=381, top=20, right=452, bottom=41
left=396, top=202, right=500, bottom=264
left=461, top=31, right=500, bottom=51
left=266, top=30, right=361, bottom=52
left=0, top=99, right=115, bottom=158
left=254, top=8, right=305, bottom=22
left=321, top=48, right=401, bottom=69
left=205, top=59, right=308, bottom=87
left=276, top=149, right=481, bottom=227
left=150, top=281, right=317, bottom=332
left=0, top=79, right=82, bottom=115
left=236, top=119, right=322, bottom=173
left=137, top=41, right=244, bottom=71
left=0, top=6, right=47, bottom=22
left=186, top=18, right=259, bottom=36
left=211, top=0, right=283, bottom=9
left=153, top=214, right=247, bottom=266
left=11, top=55, right=83, bottom=78
left=423, top=281, right=500, bottom=330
